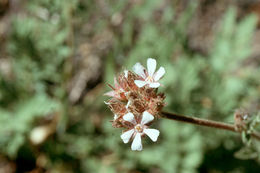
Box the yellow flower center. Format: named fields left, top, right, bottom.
left=135, top=124, right=143, bottom=133
left=145, top=76, right=153, bottom=83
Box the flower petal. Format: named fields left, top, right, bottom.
left=104, top=90, right=116, bottom=97
left=144, top=129, right=160, bottom=142
left=121, top=129, right=135, bottom=143
left=149, top=82, right=160, bottom=88
left=114, top=77, right=119, bottom=88
left=123, top=112, right=136, bottom=124
left=153, top=67, right=165, bottom=81
left=141, top=111, right=154, bottom=125
left=147, top=58, right=157, bottom=76
left=131, top=133, right=142, bottom=151
left=134, top=80, right=147, bottom=88
left=126, top=100, right=131, bottom=109
left=124, top=70, right=128, bottom=78
left=114, top=114, right=118, bottom=120
left=133, top=62, right=146, bottom=79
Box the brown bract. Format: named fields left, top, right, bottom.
left=105, top=71, right=165, bottom=128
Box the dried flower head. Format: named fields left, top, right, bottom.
left=234, top=109, right=250, bottom=132
left=105, top=58, right=165, bottom=151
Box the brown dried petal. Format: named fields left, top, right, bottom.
left=106, top=98, right=127, bottom=116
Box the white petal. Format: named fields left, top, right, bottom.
left=149, top=82, right=160, bottom=88
left=123, top=112, right=136, bottom=124
left=134, top=80, right=147, bottom=88
left=121, top=129, right=135, bottom=143
left=141, top=111, right=154, bottom=125
left=126, top=100, right=131, bottom=109
left=144, top=129, right=160, bottom=142
left=131, top=133, right=142, bottom=151
left=124, top=70, right=128, bottom=78
left=104, top=90, right=116, bottom=97
left=153, top=67, right=165, bottom=81
left=133, top=62, right=146, bottom=79
left=147, top=58, right=157, bottom=76
left=114, top=114, right=118, bottom=120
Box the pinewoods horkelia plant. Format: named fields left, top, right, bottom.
left=105, top=58, right=165, bottom=151
left=105, top=58, right=260, bottom=153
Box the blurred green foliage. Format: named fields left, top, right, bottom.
left=1, top=0, right=260, bottom=172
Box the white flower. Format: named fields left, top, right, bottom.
left=120, top=111, right=160, bottom=151
left=133, top=58, right=165, bottom=88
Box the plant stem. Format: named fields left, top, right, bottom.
left=161, top=111, right=260, bottom=140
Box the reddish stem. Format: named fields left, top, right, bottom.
left=161, top=111, right=260, bottom=140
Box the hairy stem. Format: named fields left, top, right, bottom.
left=161, top=111, right=260, bottom=140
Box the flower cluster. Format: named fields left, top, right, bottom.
left=105, top=58, right=165, bottom=151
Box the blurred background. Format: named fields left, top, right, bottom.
left=1, top=0, right=260, bottom=172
